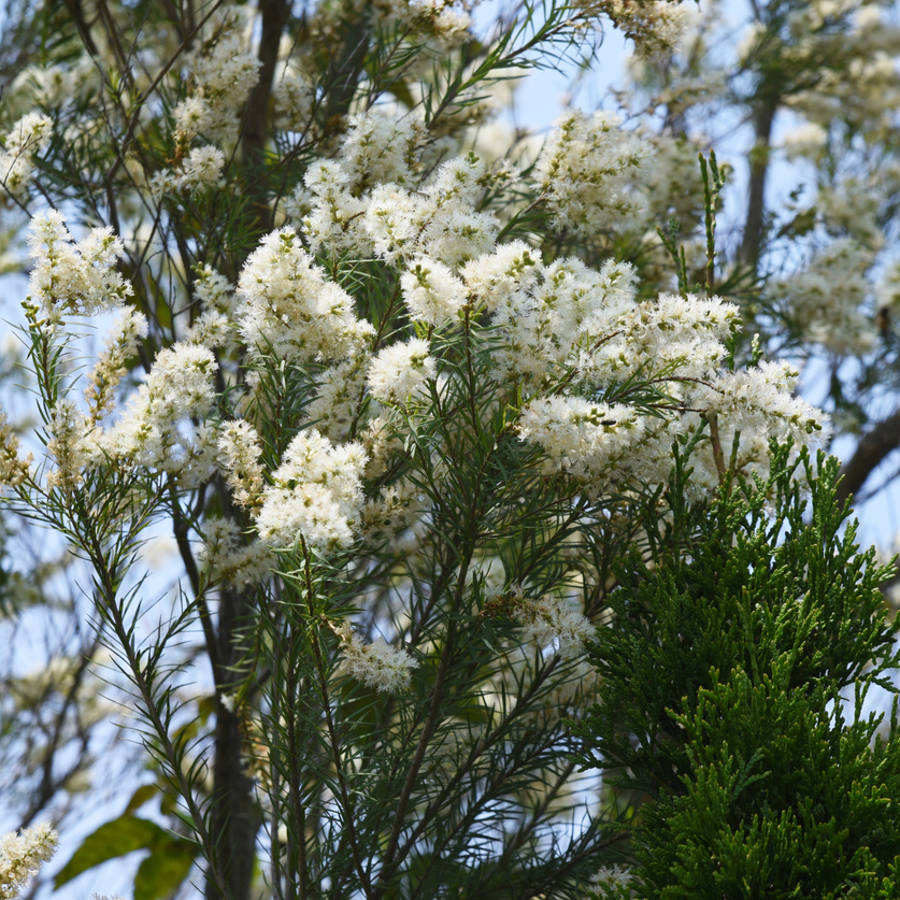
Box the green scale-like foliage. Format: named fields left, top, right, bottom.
left=574, top=443, right=900, bottom=897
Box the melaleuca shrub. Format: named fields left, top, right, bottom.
left=573, top=443, right=900, bottom=898
left=0, top=1, right=860, bottom=897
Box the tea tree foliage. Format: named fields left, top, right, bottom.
left=0, top=1, right=895, bottom=898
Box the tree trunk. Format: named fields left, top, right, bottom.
left=241, top=0, right=291, bottom=236
left=206, top=587, right=260, bottom=900
left=204, top=2, right=291, bottom=892
left=738, top=99, right=777, bottom=272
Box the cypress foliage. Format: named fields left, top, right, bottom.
left=574, top=442, right=900, bottom=898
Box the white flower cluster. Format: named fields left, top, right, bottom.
left=482, top=252, right=638, bottom=381
left=587, top=292, right=739, bottom=381
left=287, top=160, right=364, bottom=256
left=400, top=0, right=472, bottom=51
left=236, top=227, right=374, bottom=364
left=366, top=154, right=498, bottom=266
left=92, top=342, right=219, bottom=484
left=218, top=421, right=265, bottom=510
left=459, top=239, right=540, bottom=312
left=708, top=362, right=819, bottom=433
left=499, top=270, right=822, bottom=493
left=583, top=0, right=694, bottom=55
left=306, top=1, right=471, bottom=82
left=194, top=264, right=235, bottom=312
left=339, top=110, right=425, bottom=189
left=361, top=477, right=428, bottom=551
left=535, top=111, right=647, bottom=238
left=46, top=398, right=90, bottom=490
left=304, top=358, right=368, bottom=443
left=200, top=517, right=273, bottom=590
left=400, top=256, right=467, bottom=327
left=172, top=5, right=261, bottom=145
left=272, top=63, right=316, bottom=132
left=518, top=397, right=647, bottom=486
left=773, top=239, right=875, bottom=354
left=0, top=822, right=58, bottom=900
left=254, top=429, right=367, bottom=552
left=0, top=413, right=32, bottom=488
left=336, top=630, right=417, bottom=694
left=86, top=307, right=149, bottom=421
left=292, top=144, right=498, bottom=267
left=698, top=361, right=825, bottom=482
left=21, top=210, right=231, bottom=488
left=27, top=210, right=132, bottom=317
left=514, top=592, right=595, bottom=658
left=184, top=308, right=232, bottom=350
left=152, top=145, right=226, bottom=196
left=367, top=338, right=435, bottom=407
left=0, top=111, right=52, bottom=200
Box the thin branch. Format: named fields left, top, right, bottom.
left=836, top=409, right=900, bottom=507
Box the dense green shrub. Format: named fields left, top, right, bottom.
left=574, top=443, right=900, bottom=897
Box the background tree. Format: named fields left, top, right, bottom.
left=609, top=0, right=900, bottom=531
